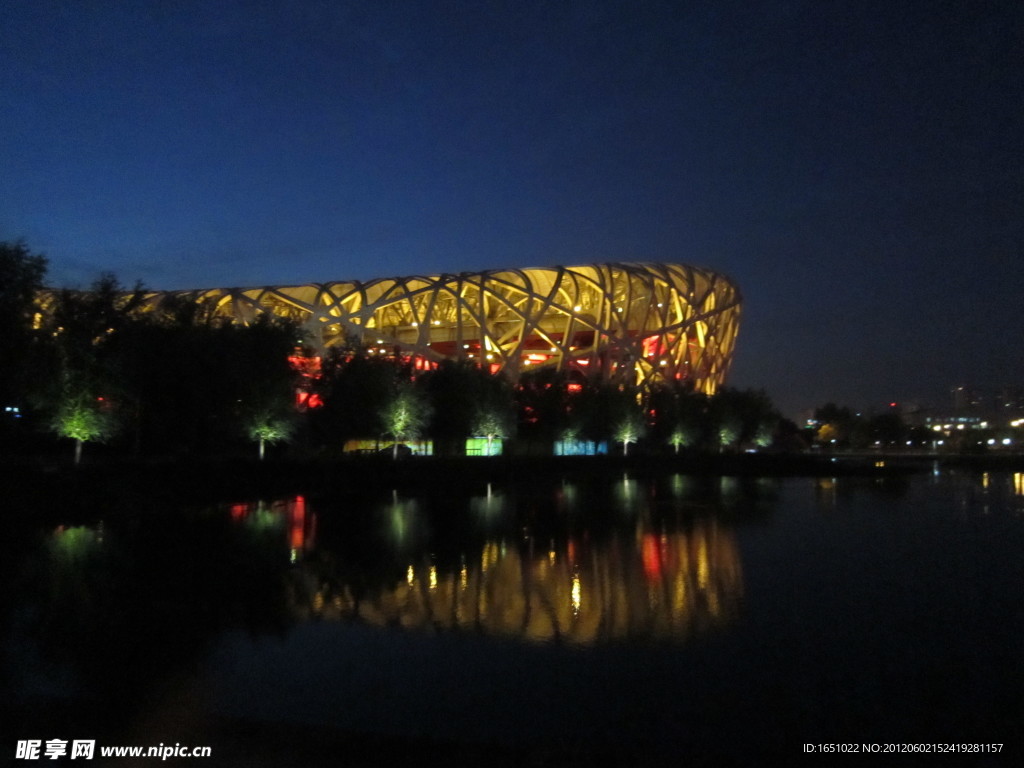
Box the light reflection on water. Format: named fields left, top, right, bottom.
left=11, top=469, right=1024, bottom=759
left=222, top=476, right=747, bottom=645
left=301, top=517, right=742, bottom=645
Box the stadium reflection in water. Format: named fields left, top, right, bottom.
left=17, top=470, right=1024, bottom=760
left=226, top=478, right=745, bottom=646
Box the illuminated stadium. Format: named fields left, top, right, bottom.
left=141, top=262, right=741, bottom=393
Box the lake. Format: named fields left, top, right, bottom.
left=6, top=467, right=1022, bottom=763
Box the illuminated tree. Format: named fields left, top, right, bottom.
left=380, top=382, right=430, bottom=458
left=753, top=423, right=774, bottom=448
left=51, top=389, right=115, bottom=465
left=312, top=351, right=406, bottom=448
left=245, top=409, right=296, bottom=460
left=709, top=387, right=779, bottom=451
left=39, top=274, right=144, bottom=456
left=614, top=410, right=645, bottom=457
left=472, top=403, right=513, bottom=456
left=668, top=424, right=698, bottom=453
left=717, top=420, right=741, bottom=451
left=648, top=381, right=710, bottom=452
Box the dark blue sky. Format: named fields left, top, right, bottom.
left=3, top=0, right=1021, bottom=417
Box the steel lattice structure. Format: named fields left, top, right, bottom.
left=140, top=262, right=741, bottom=393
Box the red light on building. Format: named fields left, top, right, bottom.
left=641, top=335, right=660, bottom=358
left=296, top=391, right=324, bottom=409
left=288, top=355, right=322, bottom=378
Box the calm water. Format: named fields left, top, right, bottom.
left=7, top=469, right=1024, bottom=762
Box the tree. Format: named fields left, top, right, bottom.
left=717, top=419, right=741, bottom=451
left=232, top=315, right=303, bottom=457
left=613, top=409, right=645, bottom=456
left=709, top=387, right=779, bottom=451
left=576, top=379, right=643, bottom=446
left=668, top=423, right=698, bottom=453
left=108, top=304, right=300, bottom=457
left=380, top=382, right=430, bottom=458
left=312, top=350, right=409, bottom=449
left=245, top=409, right=296, bottom=460
left=472, top=402, right=513, bottom=456
left=51, top=388, right=115, bottom=465
left=419, top=360, right=488, bottom=454
left=647, top=381, right=709, bottom=452
left=42, top=274, right=145, bottom=459
left=0, top=240, right=48, bottom=435
left=514, top=368, right=573, bottom=443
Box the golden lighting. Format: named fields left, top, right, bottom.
left=1014, top=473, right=1024, bottom=496
left=117, top=262, right=741, bottom=394
left=305, top=522, right=743, bottom=645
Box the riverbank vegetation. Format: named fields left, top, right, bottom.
left=4, top=240, right=1019, bottom=467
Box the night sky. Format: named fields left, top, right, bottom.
left=3, top=0, right=1021, bottom=417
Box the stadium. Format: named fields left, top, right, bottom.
left=141, top=262, right=741, bottom=393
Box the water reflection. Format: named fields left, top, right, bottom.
left=11, top=506, right=296, bottom=706
left=229, top=495, right=316, bottom=563
left=9, top=469, right=1023, bottom=759
left=272, top=481, right=747, bottom=645
left=299, top=520, right=741, bottom=644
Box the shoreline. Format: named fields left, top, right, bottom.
left=5, top=451, right=1022, bottom=514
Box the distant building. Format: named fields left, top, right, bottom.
left=132, top=262, right=742, bottom=394
left=950, top=385, right=1024, bottom=422
left=952, top=385, right=987, bottom=412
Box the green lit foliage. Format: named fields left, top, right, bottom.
left=417, top=360, right=512, bottom=455
left=245, top=409, right=296, bottom=460
left=753, top=424, right=775, bottom=448
left=575, top=379, right=643, bottom=446
left=312, top=350, right=410, bottom=448
left=469, top=367, right=515, bottom=455
left=717, top=420, right=741, bottom=450
left=40, top=274, right=144, bottom=459
left=647, top=381, right=709, bottom=452
left=472, top=402, right=514, bottom=455
left=109, top=304, right=299, bottom=457
left=668, top=424, right=698, bottom=453
left=233, top=315, right=302, bottom=457
left=51, top=389, right=115, bottom=464
left=708, top=387, right=779, bottom=451
left=380, top=382, right=431, bottom=458
left=613, top=409, right=645, bottom=456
